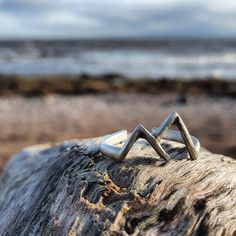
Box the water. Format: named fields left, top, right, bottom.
left=0, top=39, right=236, bottom=80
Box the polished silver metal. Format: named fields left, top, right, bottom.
left=100, top=124, right=170, bottom=161
left=100, top=111, right=200, bottom=161
left=151, top=111, right=200, bottom=160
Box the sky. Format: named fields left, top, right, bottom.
left=0, top=0, right=236, bottom=39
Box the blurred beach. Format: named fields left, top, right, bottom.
left=0, top=39, right=236, bottom=171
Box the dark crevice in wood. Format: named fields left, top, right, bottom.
left=158, top=197, right=186, bottom=224
left=193, top=199, right=207, bottom=213
left=124, top=215, right=151, bottom=235
left=163, top=188, right=178, bottom=201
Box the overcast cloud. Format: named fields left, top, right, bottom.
left=0, top=0, right=236, bottom=39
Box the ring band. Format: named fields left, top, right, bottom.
left=100, top=129, right=128, bottom=159
left=100, top=112, right=201, bottom=161
left=100, top=128, right=200, bottom=161
left=152, top=129, right=200, bottom=152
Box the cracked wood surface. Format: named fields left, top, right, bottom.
left=0, top=137, right=235, bottom=236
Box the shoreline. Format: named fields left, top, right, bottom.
left=0, top=74, right=235, bottom=97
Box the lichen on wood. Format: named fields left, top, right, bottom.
left=0, top=137, right=235, bottom=235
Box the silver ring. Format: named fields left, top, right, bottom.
left=100, top=112, right=201, bottom=161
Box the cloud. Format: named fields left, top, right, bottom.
left=0, top=11, right=19, bottom=34
left=0, top=0, right=236, bottom=38
left=43, top=11, right=101, bottom=28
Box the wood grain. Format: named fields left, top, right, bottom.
left=0, top=137, right=235, bottom=235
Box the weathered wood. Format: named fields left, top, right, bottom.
left=0, top=137, right=235, bottom=236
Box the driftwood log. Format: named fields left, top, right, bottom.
left=0, top=136, right=235, bottom=235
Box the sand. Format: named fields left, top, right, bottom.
left=0, top=93, right=235, bottom=171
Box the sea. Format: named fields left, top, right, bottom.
left=0, top=39, right=236, bottom=80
